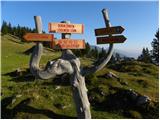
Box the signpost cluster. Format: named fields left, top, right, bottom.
left=23, top=17, right=126, bottom=48
left=24, top=22, right=85, bottom=49
left=23, top=9, right=127, bottom=119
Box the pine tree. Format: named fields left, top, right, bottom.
left=151, top=30, right=159, bottom=65
left=109, top=55, right=116, bottom=64
left=99, top=47, right=106, bottom=58
left=8, top=22, right=12, bottom=34
left=1, top=21, right=8, bottom=34
left=94, top=47, right=99, bottom=58
left=17, top=24, right=21, bottom=38
left=115, top=53, right=121, bottom=62
left=85, top=42, right=91, bottom=55
left=80, top=42, right=90, bottom=57
left=137, top=48, right=152, bottom=63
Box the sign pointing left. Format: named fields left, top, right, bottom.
left=23, top=33, right=54, bottom=42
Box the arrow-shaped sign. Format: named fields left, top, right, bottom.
left=95, top=26, right=124, bottom=36
left=97, top=35, right=126, bottom=44
left=23, top=33, right=54, bottom=42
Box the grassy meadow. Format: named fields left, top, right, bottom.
left=1, top=34, right=159, bottom=119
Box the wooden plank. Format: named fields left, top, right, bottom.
left=50, top=39, right=85, bottom=49
left=97, top=35, right=126, bottom=44
left=49, top=22, right=84, bottom=34
left=23, top=33, right=54, bottom=41
left=95, top=26, right=124, bottom=36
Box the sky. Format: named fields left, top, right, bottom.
left=1, top=1, right=159, bottom=58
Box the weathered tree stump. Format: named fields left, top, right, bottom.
left=30, top=9, right=114, bottom=119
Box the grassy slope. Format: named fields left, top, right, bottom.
left=1, top=35, right=159, bottom=119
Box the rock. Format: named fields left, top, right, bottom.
left=136, top=95, right=151, bottom=106
left=54, top=103, right=64, bottom=109
left=98, top=72, right=119, bottom=79
left=55, top=86, right=61, bottom=90
left=107, top=72, right=119, bottom=79
left=15, top=68, right=23, bottom=76
left=121, top=81, right=128, bottom=85
left=12, top=98, right=16, bottom=104
left=16, top=94, right=22, bottom=98
left=109, top=72, right=117, bottom=77
left=127, top=89, right=138, bottom=100
left=16, top=68, right=21, bottom=72
left=62, top=105, right=67, bottom=109
left=100, top=91, right=105, bottom=96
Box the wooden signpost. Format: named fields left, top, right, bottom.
left=23, top=23, right=85, bottom=49
left=97, top=35, right=126, bottom=44
left=23, top=22, right=85, bottom=49
left=23, top=33, right=53, bottom=42
left=51, top=39, right=85, bottom=49
left=25, top=9, right=127, bottom=119
left=48, top=22, right=84, bottom=34
left=95, top=26, right=124, bottom=36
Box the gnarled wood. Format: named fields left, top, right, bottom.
left=82, top=9, right=114, bottom=76
left=30, top=18, right=91, bottom=119
left=62, top=21, right=91, bottom=119
left=69, top=56, right=91, bottom=118
left=30, top=9, right=113, bottom=119
left=30, top=17, right=73, bottom=79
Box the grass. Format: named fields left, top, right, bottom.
left=1, top=34, right=159, bottom=119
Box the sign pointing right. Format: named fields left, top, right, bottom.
left=97, top=35, right=126, bottom=44
left=95, top=26, right=125, bottom=36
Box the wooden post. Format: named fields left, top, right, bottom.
left=29, top=16, right=43, bottom=77
left=96, top=9, right=114, bottom=71
left=30, top=9, right=114, bottom=119
left=82, top=9, right=114, bottom=76
left=61, top=21, right=91, bottom=119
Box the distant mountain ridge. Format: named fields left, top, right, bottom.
left=90, top=45, right=139, bottom=58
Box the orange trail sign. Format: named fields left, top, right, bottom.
left=95, top=26, right=124, bottom=36
left=97, top=35, right=126, bottom=44
left=49, top=23, right=84, bottom=34
left=23, top=33, right=54, bottom=42
left=50, top=39, right=85, bottom=49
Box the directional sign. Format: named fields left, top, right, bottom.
left=95, top=26, right=124, bottom=36
left=23, top=33, right=54, bottom=42
left=50, top=39, right=85, bottom=49
left=49, top=23, right=84, bottom=34
left=97, top=35, right=126, bottom=44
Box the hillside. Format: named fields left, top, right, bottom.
left=1, top=34, right=159, bottom=119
